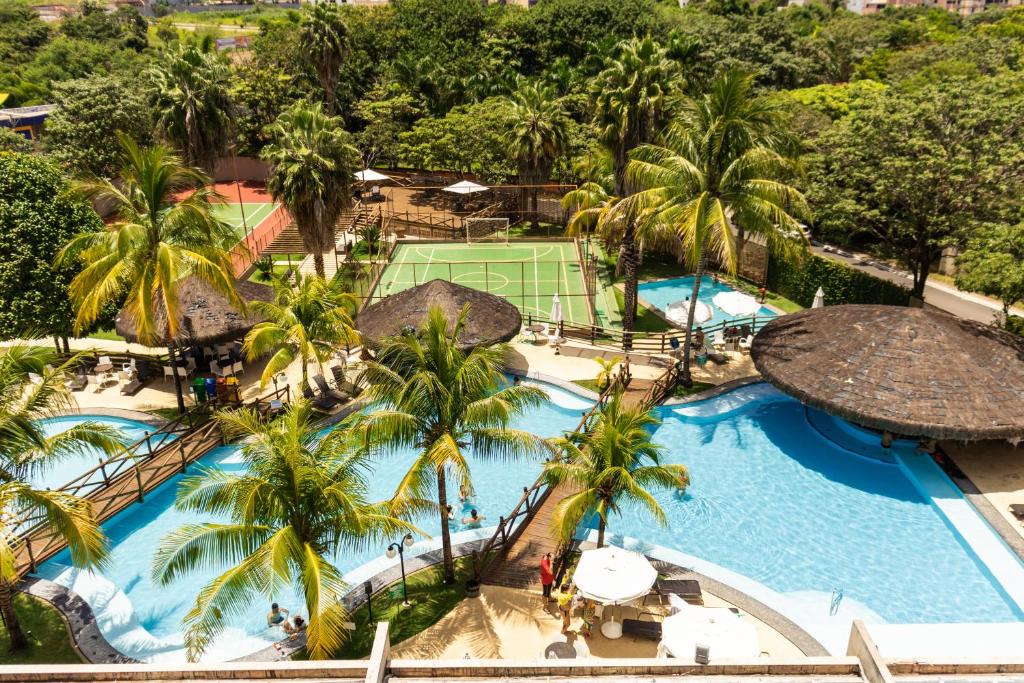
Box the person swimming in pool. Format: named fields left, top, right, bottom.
left=461, top=508, right=485, bottom=528
left=267, top=603, right=289, bottom=627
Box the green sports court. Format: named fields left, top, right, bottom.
left=375, top=241, right=594, bottom=324
left=210, top=202, right=277, bottom=240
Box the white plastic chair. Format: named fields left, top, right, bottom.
left=712, top=329, right=725, bottom=350
left=163, top=365, right=175, bottom=383
left=98, top=355, right=112, bottom=366
left=232, top=361, right=244, bottom=376
left=738, top=334, right=754, bottom=352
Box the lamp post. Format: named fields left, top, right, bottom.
left=385, top=533, right=415, bottom=607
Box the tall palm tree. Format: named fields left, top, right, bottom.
left=616, top=70, right=810, bottom=386
left=544, top=392, right=688, bottom=548
left=591, top=38, right=680, bottom=333
left=504, top=83, right=571, bottom=230
left=261, top=102, right=360, bottom=279
left=148, top=44, right=235, bottom=173
left=355, top=306, right=549, bottom=584
left=299, top=2, right=349, bottom=115
left=57, top=137, right=241, bottom=412
left=0, top=344, right=123, bottom=652
left=243, top=273, right=359, bottom=389
left=153, top=403, right=421, bottom=661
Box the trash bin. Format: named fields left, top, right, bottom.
left=215, top=376, right=228, bottom=402
left=192, top=377, right=207, bottom=403
left=204, top=376, right=217, bottom=403
left=225, top=376, right=240, bottom=403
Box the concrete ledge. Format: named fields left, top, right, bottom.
left=0, top=661, right=367, bottom=682
left=887, top=659, right=1024, bottom=674
left=661, top=375, right=763, bottom=406
left=56, top=406, right=168, bottom=427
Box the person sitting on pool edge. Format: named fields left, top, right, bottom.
left=267, top=603, right=289, bottom=627
left=283, top=615, right=306, bottom=639
left=462, top=508, right=485, bottom=528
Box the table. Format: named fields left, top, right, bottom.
left=526, top=323, right=546, bottom=344
left=600, top=618, right=623, bottom=640
left=543, top=641, right=576, bottom=659
left=93, top=363, right=113, bottom=373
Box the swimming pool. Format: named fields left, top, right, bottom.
left=38, top=381, right=593, bottom=663
left=593, top=384, right=1024, bottom=630
left=637, top=275, right=776, bottom=329
left=33, top=415, right=170, bottom=491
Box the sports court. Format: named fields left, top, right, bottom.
left=375, top=242, right=593, bottom=324
left=210, top=202, right=277, bottom=240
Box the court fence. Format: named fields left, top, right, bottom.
left=230, top=203, right=292, bottom=276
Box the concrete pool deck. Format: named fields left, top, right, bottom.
left=942, top=440, right=1024, bottom=553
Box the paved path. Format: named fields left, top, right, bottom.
left=812, top=245, right=1023, bottom=324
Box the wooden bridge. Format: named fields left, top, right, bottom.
left=14, top=388, right=289, bottom=578
left=478, top=362, right=680, bottom=589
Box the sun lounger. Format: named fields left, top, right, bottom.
left=120, top=379, right=144, bottom=396
left=656, top=578, right=703, bottom=605
left=313, top=374, right=348, bottom=403
left=622, top=614, right=662, bottom=641
left=303, top=386, right=336, bottom=411
left=707, top=352, right=729, bottom=365
left=66, top=373, right=88, bottom=392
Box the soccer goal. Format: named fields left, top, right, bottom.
left=465, top=217, right=510, bottom=245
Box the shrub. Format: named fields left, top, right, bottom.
left=767, top=253, right=911, bottom=308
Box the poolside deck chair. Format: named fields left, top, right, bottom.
left=120, top=378, right=144, bottom=396
left=313, top=374, right=348, bottom=403
left=303, top=386, right=337, bottom=411
left=622, top=613, right=662, bottom=641
left=66, top=373, right=88, bottom=392
left=738, top=335, right=754, bottom=353
left=707, top=352, right=729, bottom=365
left=1010, top=504, right=1024, bottom=522
left=712, top=330, right=725, bottom=350
left=655, top=578, right=704, bottom=605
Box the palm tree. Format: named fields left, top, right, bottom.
left=153, top=403, right=421, bottom=661
left=148, top=44, right=235, bottom=173
left=261, top=102, right=360, bottom=279
left=616, top=70, right=810, bottom=386
left=243, top=273, right=359, bottom=389
left=0, top=345, right=123, bottom=652
left=355, top=306, right=549, bottom=584
left=299, top=2, right=349, bottom=115
left=591, top=356, right=621, bottom=392
left=591, top=38, right=680, bottom=333
left=57, top=137, right=241, bottom=412
left=544, top=392, right=688, bottom=548
left=504, top=83, right=571, bottom=230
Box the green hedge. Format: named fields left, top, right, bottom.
left=767, top=253, right=911, bottom=308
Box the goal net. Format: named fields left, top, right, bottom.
left=465, top=217, right=510, bottom=245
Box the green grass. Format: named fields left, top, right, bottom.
left=0, top=593, right=83, bottom=664
left=324, top=557, right=475, bottom=659
left=672, top=380, right=715, bottom=397
left=88, top=328, right=124, bottom=342
left=508, top=221, right=567, bottom=239
left=613, top=287, right=672, bottom=332
left=249, top=263, right=293, bottom=283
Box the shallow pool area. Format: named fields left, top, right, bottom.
left=37, top=381, right=592, bottom=663
left=593, top=384, right=1024, bottom=631
left=33, top=415, right=169, bottom=491
left=637, top=275, right=776, bottom=329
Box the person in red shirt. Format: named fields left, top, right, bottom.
left=540, top=553, right=554, bottom=601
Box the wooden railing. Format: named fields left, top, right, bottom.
left=472, top=372, right=627, bottom=580
left=13, top=385, right=291, bottom=577
left=637, top=361, right=681, bottom=410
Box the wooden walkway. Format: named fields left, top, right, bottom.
left=16, top=421, right=223, bottom=576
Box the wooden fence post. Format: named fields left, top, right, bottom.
left=99, top=458, right=109, bottom=487
left=179, top=442, right=188, bottom=473
left=134, top=464, right=145, bottom=502
left=25, top=538, right=36, bottom=573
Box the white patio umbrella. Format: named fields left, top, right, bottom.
left=443, top=180, right=489, bottom=195
left=812, top=287, right=826, bottom=309
left=666, top=299, right=712, bottom=327
left=712, top=290, right=761, bottom=317
left=550, top=292, right=563, bottom=324
left=659, top=607, right=760, bottom=661
left=354, top=168, right=392, bottom=183
left=572, top=546, right=657, bottom=605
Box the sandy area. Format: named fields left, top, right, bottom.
left=943, top=440, right=1024, bottom=542
left=393, top=584, right=802, bottom=661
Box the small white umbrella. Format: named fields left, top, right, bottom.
left=712, top=291, right=760, bottom=317
left=443, top=180, right=489, bottom=195
left=659, top=607, right=759, bottom=661
left=550, top=292, right=563, bottom=324
left=355, top=168, right=392, bottom=183
left=572, top=546, right=657, bottom=605
left=812, top=287, right=826, bottom=309
left=666, top=299, right=712, bottom=327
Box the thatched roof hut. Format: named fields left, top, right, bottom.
left=357, top=279, right=522, bottom=351
left=751, top=305, right=1024, bottom=442
left=115, top=275, right=273, bottom=347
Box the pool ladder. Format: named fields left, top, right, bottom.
left=829, top=588, right=844, bottom=616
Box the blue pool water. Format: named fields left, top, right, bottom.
left=637, top=275, right=776, bottom=329
left=597, top=384, right=1024, bottom=625
left=38, top=382, right=592, bottom=663
left=33, top=415, right=169, bottom=491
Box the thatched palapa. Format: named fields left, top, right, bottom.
left=357, top=279, right=522, bottom=350
left=751, top=305, right=1024, bottom=442
left=115, top=275, right=273, bottom=347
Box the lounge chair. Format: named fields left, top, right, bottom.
left=313, top=374, right=348, bottom=403
left=738, top=335, right=754, bottom=353
left=712, top=330, right=725, bottom=350
left=120, top=378, right=144, bottom=396
left=622, top=613, right=662, bottom=641
left=655, top=578, right=704, bottom=605
left=303, top=386, right=336, bottom=411
left=707, top=352, right=729, bottom=365
left=1010, top=504, right=1024, bottom=522
left=66, top=373, right=88, bottom=392
left=329, top=364, right=347, bottom=389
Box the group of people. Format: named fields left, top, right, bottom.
left=267, top=603, right=306, bottom=641
left=445, top=483, right=487, bottom=530
left=539, top=553, right=596, bottom=638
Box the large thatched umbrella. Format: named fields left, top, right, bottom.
left=751, top=305, right=1024, bottom=443
left=115, top=276, right=273, bottom=412
left=357, top=279, right=522, bottom=351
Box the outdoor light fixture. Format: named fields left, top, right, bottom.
left=386, top=534, right=415, bottom=607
